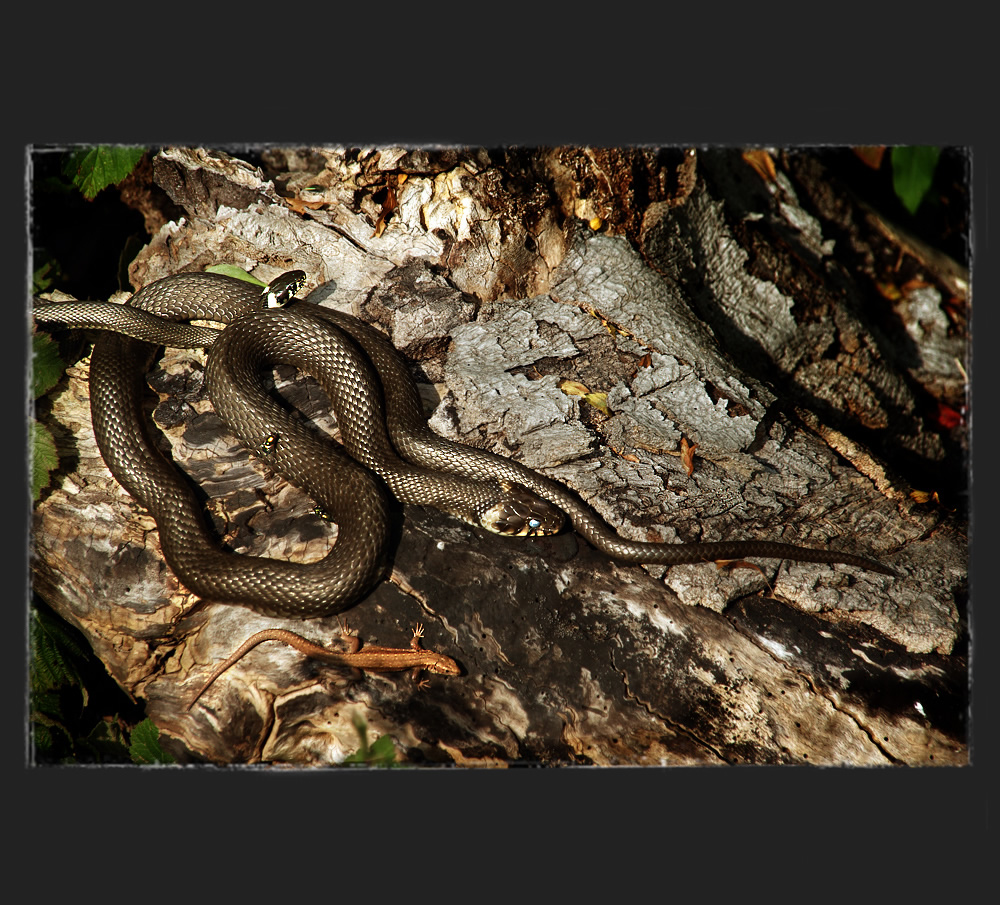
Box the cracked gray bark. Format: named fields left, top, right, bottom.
left=31, top=146, right=968, bottom=766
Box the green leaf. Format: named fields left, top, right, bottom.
left=30, top=706, right=75, bottom=757
left=205, top=264, right=267, bottom=286
left=62, top=146, right=146, bottom=200
left=342, top=712, right=371, bottom=763
left=891, top=146, right=941, bottom=215
left=342, top=712, right=398, bottom=766
left=31, top=419, right=59, bottom=501
left=30, top=602, right=143, bottom=764
left=365, top=734, right=398, bottom=765
left=129, top=719, right=176, bottom=764
left=33, top=253, right=65, bottom=293
left=32, top=332, right=65, bottom=400
left=31, top=605, right=92, bottom=695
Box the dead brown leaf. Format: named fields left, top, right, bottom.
left=742, top=149, right=777, bottom=183
left=852, top=146, right=887, bottom=169
left=610, top=446, right=641, bottom=463
left=373, top=180, right=399, bottom=238
left=285, top=197, right=326, bottom=214
left=680, top=436, right=698, bottom=476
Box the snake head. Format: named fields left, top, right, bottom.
left=481, top=482, right=565, bottom=537
left=262, top=271, right=307, bottom=308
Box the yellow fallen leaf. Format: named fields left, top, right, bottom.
left=559, top=379, right=610, bottom=415
left=582, top=392, right=610, bottom=415
left=558, top=379, right=590, bottom=398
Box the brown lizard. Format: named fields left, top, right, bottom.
left=188, top=623, right=460, bottom=709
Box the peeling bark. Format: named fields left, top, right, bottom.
left=31, top=147, right=968, bottom=766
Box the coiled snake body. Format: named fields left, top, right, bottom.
left=35, top=271, right=894, bottom=617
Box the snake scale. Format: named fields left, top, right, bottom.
left=34, top=270, right=895, bottom=617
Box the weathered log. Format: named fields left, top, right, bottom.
left=31, top=147, right=968, bottom=765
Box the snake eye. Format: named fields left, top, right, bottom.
left=482, top=485, right=565, bottom=536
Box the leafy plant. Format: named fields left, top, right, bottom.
left=31, top=602, right=93, bottom=697
left=30, top=330, right=64, bottom=400
left=129, top=719, right=177, bottom=765
left=30, top=418, right=59, bottom=501
left=61, top=146, right=146, bottom=200
left=32, top=252, right=65, bottom=294
left=342, top=712, right=399, bottom=766
left=891, top=146, right=942, bottom=215
left=30, top=603, right=135, bottom=763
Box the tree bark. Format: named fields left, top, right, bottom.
left=31, top=146, right=968, bottom=766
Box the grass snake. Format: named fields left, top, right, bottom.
left=34, top=270, right=895, bottom=617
